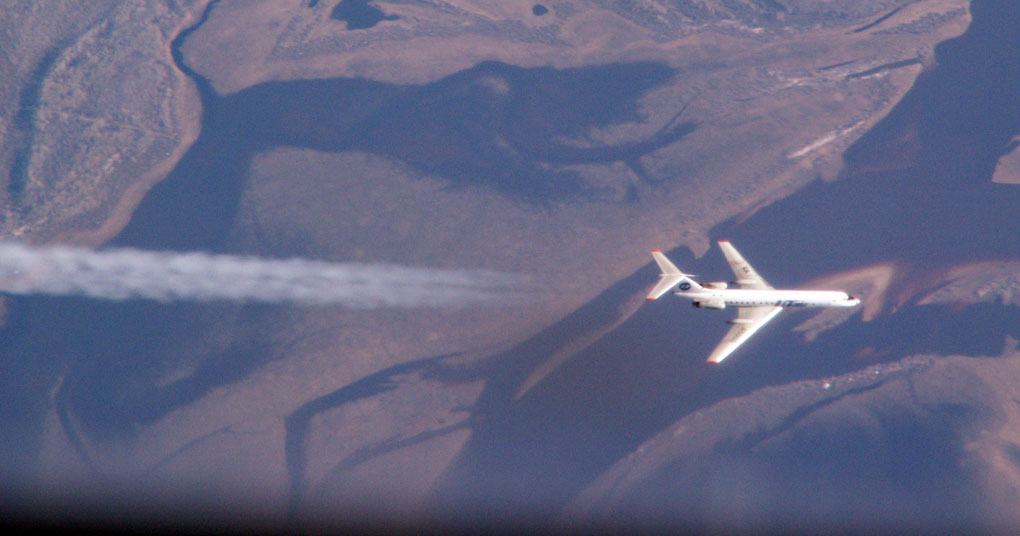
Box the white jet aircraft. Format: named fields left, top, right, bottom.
left=646, top=241, right=860, bottom=363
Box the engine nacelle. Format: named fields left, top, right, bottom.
left=693, top=299, right=726, bottom=310
left=702, top=281, right=728, bottom=290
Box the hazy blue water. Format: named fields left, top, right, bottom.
left=330, top=0, right=398, bottom=30
left=0, top=0, right=1017, bottom=530
left=436, top=0, right=1020, bottom=527
left=0, top=0, right=693, bottom=502
left=113, top=59, right=690, bottom=250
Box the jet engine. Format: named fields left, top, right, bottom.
left=702, top=281, right=728, bottom=289
left=693, top=299, right=726, bottom=310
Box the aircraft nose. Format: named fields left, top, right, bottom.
left=847, top=295, right=861, bottom=305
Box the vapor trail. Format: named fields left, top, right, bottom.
left=0, top=241, right=532, bottom=307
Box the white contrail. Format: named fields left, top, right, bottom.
left=0, top=241, right=532, bottom=307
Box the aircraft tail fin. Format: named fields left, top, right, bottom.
left=647, top=250, right=701, bottom=300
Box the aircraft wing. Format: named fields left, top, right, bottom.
left=707, top=305, right=783, bottom=363
left=718, top=240, right=773, bottom=290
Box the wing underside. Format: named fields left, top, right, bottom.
left=707, top=305, right=783, bottom=363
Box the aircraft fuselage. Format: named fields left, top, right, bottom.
left=676, top=289, right=860, bottom=308
left=645, top=242, right=861, bottom=362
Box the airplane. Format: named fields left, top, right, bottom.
left=645, top=241, right=860, bottom=363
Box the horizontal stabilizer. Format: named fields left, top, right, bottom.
left=651, top=250, right=681, bottom=275
left=647, top=274, right=684, bottom=300
left=646, top=250, right=700, bottom=300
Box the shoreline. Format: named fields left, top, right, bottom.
left=54, top=1, right=214, bottom=249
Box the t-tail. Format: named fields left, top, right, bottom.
left=646, top=250, right=702, bottom=300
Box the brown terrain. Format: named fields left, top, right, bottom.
left=7, top=0, right=1019, bottom=530
left=566, top=348, right=1020, bottom=529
